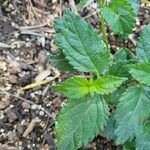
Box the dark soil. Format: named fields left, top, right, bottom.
left=0, top=0, right=149, bottom=150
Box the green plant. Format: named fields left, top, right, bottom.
left=50, top=0, right=150, bottom=149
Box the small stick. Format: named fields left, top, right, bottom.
left=21, top=77, right=58, bottom=90
left=22, top=68, right=60, bottom=90
left=18, top=22, right=48, bottom=30
left=59, top=0, right=63, bottom=18
left=20, top=30, right=45, bottom=37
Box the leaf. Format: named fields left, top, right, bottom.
left=136, top=122, right=150, bottom=150
left=129, top=63, right=150, bottom=86
left=102, top=115, right=116, bottom=140
left=52, top=76, right=127, bottom=98
left=128, top=0, right=140, bottom=12
left=109, top=48, right=136, bottom=77
left=94, top=76, right=127, bottom=94
left=101, top=0, right=136, bottom=37
left=109, top=62, right=130, bottom=77
left=56, top=94, right=109, bottom=150
left=108, top=85, right=127, bottom=105
left=136, top=24, right=150, bottom=63
left=113, top=48, right=128, bottom=62
left=52, top=77, right=90, bottom=99
left=54, top=9, right=109, bottom=76
left=109, top=48, right=129, bottom=77
left=123, top=141, right=135, bottom=150
left=50, top=51, right=75, bottom=72
left=115, top=86, right=150, bottom=144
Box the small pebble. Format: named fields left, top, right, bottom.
left=30, top=93, right=36, bottom=98
left=38, top=50, right=48, bottom=65
left=8, top=131, right=17, bottom=141
left=0, top=129, right=5, bottom=133
left=8, top=61, right=21, bottom=74
left=0, top=101, right=9, bottom=110
left=9, top=74, right=18, bottom=84
left=39, top=110, right=45, bottom=116
left=10, top=104, right=14, bottom=108
left=19, top=75, right=32, bottom=86
left=24, top=109, right=29, bottom=112
left=22, top=102, right=30, bottom=109
left=27, top=145, right=31, bottom=149
left=0, top=114, right=4, bottom=119
left=31, top=104, right=37, bottom=110
left=7, top=109, right=18, bottom=123
left=17, top=125, right=24, bottom=135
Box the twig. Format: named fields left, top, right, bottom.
left=98, top=0, right=109, bottom=52
left=19, top=30, right=45, bottom=37
left=42, top=83, right=51, bottom=97
left=21, top=77, right=58, bottom=90
left=21, top=68, right=60, bottom=90
left=59, top=0, right=63, bottom=18
left=0, top=90, right=55, bottom=119
left=18, top=22, right=48, bottom=30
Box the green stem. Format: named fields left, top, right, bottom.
left=98, top=0, right=109, bottom=51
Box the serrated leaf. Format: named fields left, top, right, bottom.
left=109, top=48, right=136, bottom=77
left=109, top=48, right=128, bottom=77
left=123, top=141, right=135, bottom=150
left=56, top=94, right=109, bottom=150
left=136, top=122, right=150, bottom=150
left=94, top=76, right=127, bottom=94
left=109, top=62, right=130, bottom=77
left=52, top=76, right=127, bottom=98
left=108, top=85, right=127, bottom=105
left=128, top=0, right=140, bottom=12
left=54, top=9, right=109, bottom=76
left=115, top=86, right=150, bottom=144
left=136, top=24, right=150, bottom=63
left=101, top=0, right=136, bottom=37
left=52, top=77, right=90, bottom=99
left=129, top=63, right=150, bottom=86
left=102, top=115, right=116, bottom=140
left=113, top=48, right=128, bottom=62
left=50, top=51, right=75, bottom=72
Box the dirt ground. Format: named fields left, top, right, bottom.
left=0, top=0, right=150, bottom=150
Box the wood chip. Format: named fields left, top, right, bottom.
left=0, top=42, right=10, bottom=48
left=0, top=144, right=17, bottom=150
left=23, top=119, right=35, bottom=137
left=35, top=70, right=51, bottom=82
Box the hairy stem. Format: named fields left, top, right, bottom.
left=98, top=0, right=109, bottom=51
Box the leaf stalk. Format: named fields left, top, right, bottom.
left=98, top=0, right=109, bottom=51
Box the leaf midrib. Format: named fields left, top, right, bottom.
left=68, top=14, right=100, bottom=75
left=60, top=100, right=96, bottom=149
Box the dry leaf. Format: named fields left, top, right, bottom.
left=35, top=70, right=51, bottom=82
